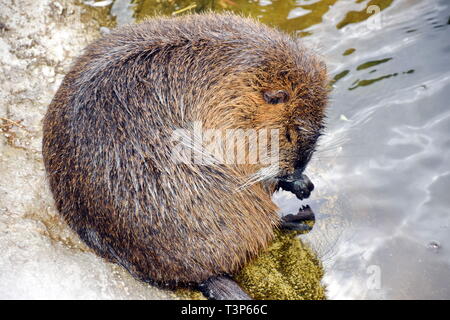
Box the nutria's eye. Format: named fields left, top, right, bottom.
left=263, top=90, right=289, bottom=104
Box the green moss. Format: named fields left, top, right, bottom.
left=235, top=231, right=325, bottom=300
left=349, top=73, right=398, bottom=90
left=176, top=288, right=206, bottom=300
left=356, top=58, right=392, bottom=71
left=343, top=48, right=356, bottom=56
left=133, top=0, right=214, bottom=21
left=131, top=0, right=339, bottom=35
left=337, top=0, right=394, bottom=29
left=331, top=70, right=350, bottom=85
left=77, top=0, right=116, bottom=28
left=173, top=229, right=325, bottom=300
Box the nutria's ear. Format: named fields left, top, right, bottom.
left=263, top=90, right=289, bottom=104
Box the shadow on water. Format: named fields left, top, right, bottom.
left=105, top=0, right=450, bottom=299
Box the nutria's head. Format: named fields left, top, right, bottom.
left=199, top=27, right=328, bottom=180
left=250, top=49, right=328, bottom=178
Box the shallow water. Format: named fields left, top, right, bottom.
left=110, top=0, right=450, bottom=299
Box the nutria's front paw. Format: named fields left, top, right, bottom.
left=281, top=205, right=315, bottom=232
left=278, top=173, right=314, bottom=200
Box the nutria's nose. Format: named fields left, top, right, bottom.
left=278, top=171, right=315, bottom=200
left=302, top=175, right=315, bottom=192
left=292, top=170, right=315, bottom=192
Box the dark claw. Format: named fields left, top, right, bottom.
left=283, top=205, right=315, bottom=222
left=280, top=205, right=315, bottom=232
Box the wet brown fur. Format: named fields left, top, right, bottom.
left=42, top=13, right=328, bottom=286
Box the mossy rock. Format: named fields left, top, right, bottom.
left=235, top=231, right=325, bottom=300
left=175, top=229, right=325, bottom=300
left=176, top=288, right=206, bottom=300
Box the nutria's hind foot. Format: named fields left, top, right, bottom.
left=278, top=172, right=315, bottom=200
left=281, top=205, right=315, bottom=232
left=199, top=275, right=251, bottom=300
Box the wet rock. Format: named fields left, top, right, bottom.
left=0, top=0, right=172, bottom=299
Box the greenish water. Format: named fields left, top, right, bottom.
left=108, top=0, right=450, bottom=299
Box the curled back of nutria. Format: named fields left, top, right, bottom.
left=42, top=12, right=328, bottom=299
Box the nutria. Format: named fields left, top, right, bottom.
left=42, top=12, right=328, bottom=299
